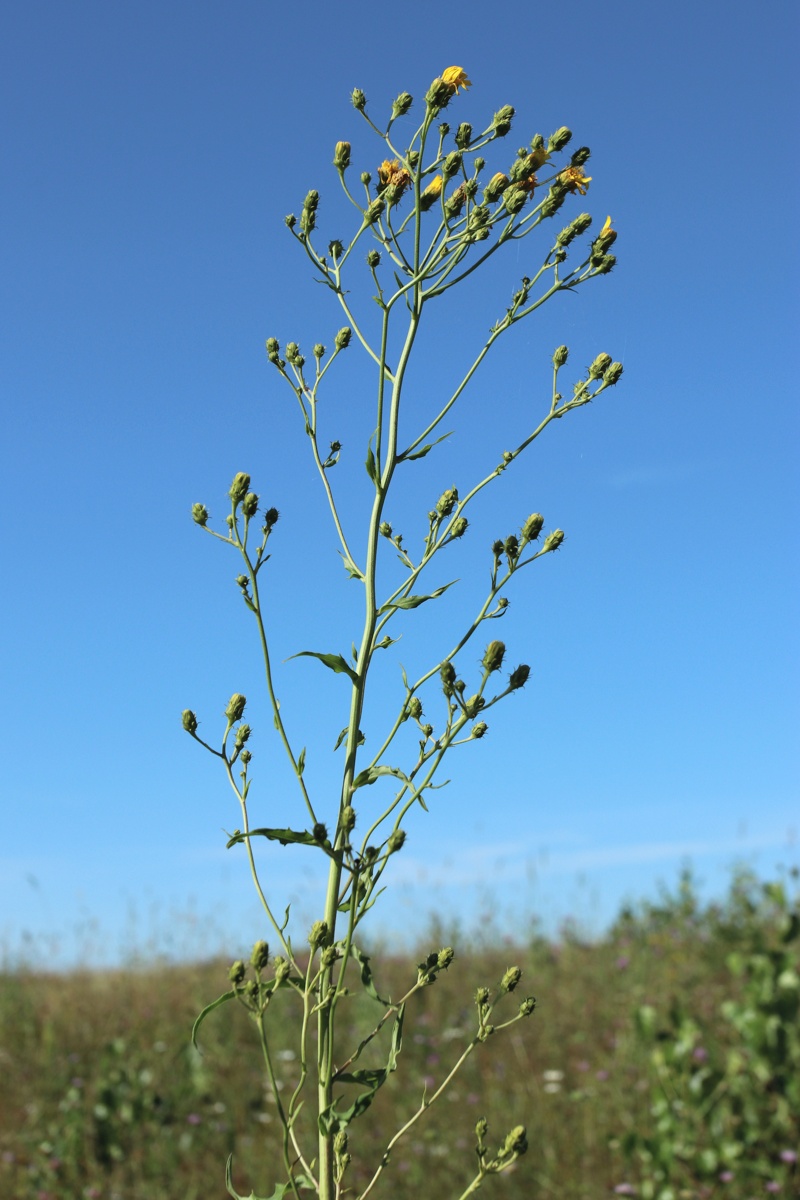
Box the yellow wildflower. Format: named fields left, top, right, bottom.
left=528, top=145, right=552, bottom=171
left=559, top=166, right=592, bottom=195
left=441, top=66, right=471, bottom=93
left=600, top=215, right=615, bottom=238
left=423, top=175, right=444, bottom=198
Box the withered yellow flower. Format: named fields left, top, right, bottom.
left=441, top=66, right=471, bottom=93
left=377, top=159, right=410, bottom=188
left=559, top=166, right=592, bottom=195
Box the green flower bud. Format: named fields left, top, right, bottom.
left=244, top=979, right=259, bottom=1001
left=604, top=361, right=624, bottom=386
left=476, top=1116, right=489, bottom=1139
left=570, top=145, right=591, bottom=166
left=225, top=693, right=247, bottom=723
left=264, top=507, right=280, bottom=528
left=436, top=486, right=458, bottom=517
left=351, top=88, right=366, bottom=111
left=367, top=249, right=381, bottom=267
left=328, top=238, right=343, bottom=259
left=313, top=344, right=326, bottom=361
left=443, top=184, right=466, bottom=219
left=407, top=696, right=423, bottom=719
left=273, top=956, right=290, bottom=983
left=454, top=121, right=472, bottom=149
left=228, top=960, right=246, bottom=985
left=191, top=503, right=209, bottom=526
left=491, top=105, right=515, bottom=137
left=235, top=723, right=251, bottom=748
left=265, top=336, right=281, bottom=363
left=320, top=944, right=338, bottom=969
left=552, top=345, right=569, bottom=368
left=519, top=995, right=536, bottom=1016
left=425, top=77, right=456, bottom=112
left=508, top=664, right=531, bottom=691
left=341, top=805, right=356, bottom=833
left=501, top=965, right=522, bottom=993
left=440, top=662, right=457, bottom=694
left=502, top=1126, right=528, bottom=1156
left=300, top=190, right=319, bottom=235
left=497, top=596, right=509, bottom=609
left=437, top=946, right=455, bottom=970
left=334, top=327, right=352, bottom=350
left=504, top=534, right=520, bottom=561
left=250, top=940, right=269, bottom=971
left=235, top=573, right=250, bottom=592
left=240, top=749, right=251, bottom=765
left=387, top=828, right=406, bottom=853
left=502, top=184, right=528, bottom=216
left=360, top=171, right=371, bottom=187
left=547, top=126, right=572, bottom=152
left=182, top=709, right=198, bottom=734
left=229, top=472, right=251, bottom=505
left=391, top=91, right=413, bottom=118
left=596, top=253, right=617, bottom=274
left=492, top=539, right=505, bottom=557
left=475, top=986, right=490, bottom=1006
left=333, top=141, right=351, bottom=170
left=471, top=721, right=488, bottom=739
left=543, top=529, right=565, bottom=553
left=285, top=214, right=296, bottom=229
left=379, top=522, right=393, bottom=538
left=242, top=492, right=259, bottom=519
left=421, top=722, right=433, bottom=738
left=482, top=640, right=506, bottom=673
left=521, top=513, right=544, bottom=542
left=313, top=822, right=328, bottom=843
left=285, top=341, right=300, bottom=364
left=450, top=516, right=468, bottom=538
left=589, top=352, right=613, bottom=380
left=483, top=172, right=510, bottom=204
left=540, top=183, right=568, bottom=218
left=464, top=694, right=485, bottom=719
left=308, top=920, right=330, bottom=949
left=365, top=197, right=385, bottom=224
left=334, top=1130, right=349, bottom=1156
left=555, top=212, right=592, bottom=247
left=442, top=150, right=462, bottom=179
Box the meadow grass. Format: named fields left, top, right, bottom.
left=4, top=870, right=795, bottom=1200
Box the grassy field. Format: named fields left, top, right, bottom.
left=2, top=870, right=797, bottom=1200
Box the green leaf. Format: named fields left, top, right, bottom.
left=352, top=764, right=410, bottom=790
left=192, top=990, right=236, bottom=1051
left=398, top=430, right=454, bottom=462
left=225, top=1153, right=290, bottom=1200
left=297, top=747, right=306, bottom=777
left=388, top=1002, right=405, bottom=1070
left=378, top=580, right=457, bottom=616
left=320, top=1004, right=405, bottom=1135
left=365, top=444, right=378, bottom=484
left=227, top=827, right=319, bottom=850
left=289, top=650, right=358, bottom=684
left=350, top=943, right=391, bottom=1004
left=333, top=727, right=365, bottom=752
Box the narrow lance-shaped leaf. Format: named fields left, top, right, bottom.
left=289, top=650, right=358, bottom=684
left=225, top=1154, right=290, bottom=1200
left=192, top=990, right=237, bottom=1051
left=378, top=580, right=457, bottom=615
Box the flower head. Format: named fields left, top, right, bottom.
left=441, top=66, right=471, bottom=94
left=559, top=166, right=592, bottom=195
left=377, top=158, right=411, bottom=203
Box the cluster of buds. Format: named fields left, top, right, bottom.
left=299, top=189, right=319, bottom=236
left=556, top=212, right=592, bottom=248
left=435, top=486, right=459, bottom=518
left=334, top=1129, right=351, bottom=1184
left=417, top=946, right=455, bottom=985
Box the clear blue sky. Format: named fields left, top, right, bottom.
left=2, top=0, right=798, bottom=967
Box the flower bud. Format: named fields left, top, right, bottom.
left=596, top=253, right=617, bottom=274
left=225, top=694, right=247, bottom=723
left=425, top=76, right=456, bottom=112
left=464, top=694, right=485, bottom=719
left=265, top=336, right=281, bottom=363
left=588, top=353, right=612, bottom=380
left=367, top=249, right=381, bottom=267
left=471, top=721, right=488, bottom=739
left=312, top=344, right=326, bottom=362
left=228, top=960, right=246, bottom=984
left=419, top=174, right=443, bottom=211
left=482, top=640, right=506, bottom=673
left=440, top=662, right=456, bottom=693
left=543, top=530, right=565, bottom=553
left=365, top=197, right=385, bottom=224
left=436, top=486, right=458, bottom=517
left=501, top=965, right=522, bottom=993
left=492, top=539, right=505, bottom=558
left=313, top=822, right=328, bottom=843
left=388, top=829, right=406, bottom=853
left=191, top=503, right=209, bottom=526
left=454, top=121, right=472, bottom=149
left=285, top=214, right=296, bottom=229
left=240, top=749, right=251, bottom=765
left=300, top=190, right=319, bottom=235
left=421, top=723, right=433, bottom=738
left=182, top=709, right=198, bottom=734
left=491, top=105, right=515, bottom=138
left=328, top=238, right=343, bottom=259
left=308, top=920, right=330, bottom=949
left=508, top=664, right=531, bottom=691
left=555, top=212, right=592, bottom=247
left=444, top=184, right=467, bottom=219
left=273, top=956, right=290, bottom=984
left=519, top=996, right=536, bottom=1016
left=450, top=516, right=468, bottom=538
left=235, top=723, right=251, bottom=748
left=229, top=472, right=251, bottom=505
left=502, top=1126, right=528, bottom=1156
left=504, top=534, right=520, bottom=561
left=437, top=946, right=455, bottom=970
left=540, top=183, right=568, bottom=218
left=483, top=172, right=510, bottom=204
left=334, top=327, right=352, bottom=350
left=242, top=492, right=259, bottom=519
left=442, top=150, right=462, bottom=179
left=604, top=362, right=624, bottom=386
left=391, top=91, right=413, bottom=118
left=379, top=521, right=392, bottom=538
left=475, top=986, right=490, bottom=1006
left=351, top=88, right=366, bottom=111
left=521, top=513, right=544, bottom=542
left=502, top=184, right=528, bottom=216
left=552, top=345, right=569, bottom=368
left=264, top=507, right=280, bottom=528
left=476, top=1116, right=489, bottom=1140
left=250, top=940, right=269, bottom=971
left=547, top=126, right=572, bottom=152
left=333, top=141, right=351, bottom=170
left=407, top=696, right=423, bottom=719
left=341, top=805, right=356, bottom=832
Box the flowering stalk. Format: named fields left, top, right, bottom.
left=185, top=66, right=623, bottom=1200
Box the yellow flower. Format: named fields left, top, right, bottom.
left=600, top=215, right=614, bottom=237
left=528, top=145, right=552, bottom=171
left=441, top=66, right=471, bottom=93
left=559, top=166, right=592, bottom=195
left=423, top=175, right=444, bottom=198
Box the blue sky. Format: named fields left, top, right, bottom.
left=2, top=0, right=798, bottom=967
